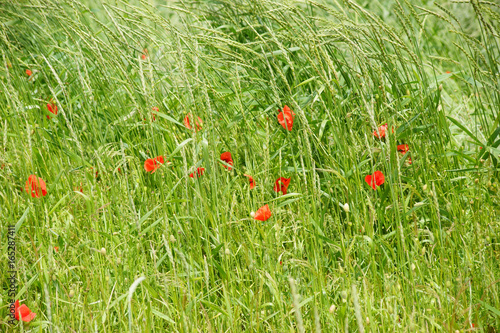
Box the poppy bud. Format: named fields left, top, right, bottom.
left=225, top=248, right=230, bottom=256
left=329, top=304, right=336, bottom=313
left=423, top=184, right=428, bottom=191
left=69, top=289, right=75, bottom=298
left=340, top=290, right=348, bottom=302
left=170, top=235, right=176, bottom=243
left=250, top=211, right=255, bottom=217
left=100, top=247, right=106, bottom=255
left=439, top=84, right=443, bottom=91
left=411, top=263, right=416, bottom=271
left=474, top=178, right=479, bottom=184
left=366, top=317, right=370, bottom=325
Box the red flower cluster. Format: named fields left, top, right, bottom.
left=368, top=120, right=414, bottom=190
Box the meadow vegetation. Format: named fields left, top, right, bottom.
left=0, top=0, right=499, bottom=331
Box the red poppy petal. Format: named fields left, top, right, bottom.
left=254, top=204, right=272, bottom=221
left=220, top=152, right=233, bottom=170
left=397, top=144, right=409, bottom=153
left=244, top=174, right=255, bottom=189
left=17, top=304, right=36, bottom=322
left=183, top=115, right=192, bottom=129
left=14, top=300, right=20, bottom=319
left=195, top=116, right=203, bottom=131
left=373, top=171, right=385, bottom=186
left=39, top=178, right=47, bottom=197
left=277, top=106, right=295, bottom=131
left=22, top=312, right=36, bottom=322
left=144, top=159, right=155, bottom=172
left=364, top=175, right=376, bottom=190
left=26, top=175, right=46, bottom=198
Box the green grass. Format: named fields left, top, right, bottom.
left=1, top=0, right=499, bottom=331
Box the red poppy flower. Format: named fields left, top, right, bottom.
left=183, top=113, right=203, bottom=131
left=144, top=156, right=165, bottom=173
left=46, top=102, right=58, bottom=119
left=54, top=246, right=59, bottom=252
left=397, top=144, right=409, bottom=153
left=273, top=177, right=291, bottom=195
left=254, top=204, right=272, bottom=221
left=220, top=152, right=233, bottom=170
left=365, top=171, right=385, bottom=190
left=397, top=144, right=412, bottom=164
left=141, top=49, right=148, bottom=60
left=244, top=174, right=255, bottom=189
left=373, top=124, right=388, bottom=139
left=14, top=300, right=36, bottom=322
left=26, top=69, right=32, bottom=76
left=189, top=167, right=205, bottom=178
left=151, top=107, right=158, bottom=121
left=25, top=175, right=47, bottom=198
left=446, top=71, right=451, bottom=74
left=277, top=105, right=295, bottom=131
